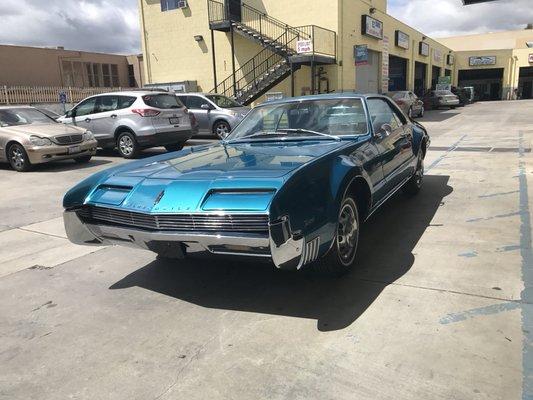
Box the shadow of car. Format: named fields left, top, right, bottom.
left=110, top=174, right=452, bottom=331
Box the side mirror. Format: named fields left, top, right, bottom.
left=200, top=103, right=211, bottom=110
left=67, top=109, right=76, bottom=118
left=381, top=123, right=393, bottom=135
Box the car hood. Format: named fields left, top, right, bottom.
left=83, top=140, right=348, bottom=213
left=1, top=123, right=85, bottom=137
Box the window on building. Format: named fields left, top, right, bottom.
left=128, top=65, right=136, bottom=87
left=111, top=64, right=119, bottom=87
left=160, top=0, right=180, bottom=11
left=102, top=64, right=111, bottom=87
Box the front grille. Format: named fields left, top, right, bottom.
left=54, top=134, right=83, bottom=145
left=77, top=206, right=269, bottom=233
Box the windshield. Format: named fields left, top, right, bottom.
left=0, top=108, right=55, bottom=127
left=390, top=92, right=406, bottom=100
left=226, top=98, right=368, bottom=140
left=206, top=95, right=242, bottom=108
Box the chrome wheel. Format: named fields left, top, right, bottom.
left=214, top=122, right=230, bottom=139
left=337, top=200, right=359, bottom=266
left=10, top=147, right=25, bottom=169
left=119, top=135, right=134, bottom=156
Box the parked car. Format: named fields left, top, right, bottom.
left=0, top=106, right=97, bottom=172
left=422, top=90, right=460, bottom=110
left=58, top=91, right=197, bottom=158
left=386, top=91, right=424, bottom=118
left=63, top=94, right=429, bottom=274
left=33, top=107, right=62, bottom=120
left=176, top=93, right=250, bottom=139
left=451, top=87, right=470, bottom=106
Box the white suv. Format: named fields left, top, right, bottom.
left=58, top=91, right=198, bottom=158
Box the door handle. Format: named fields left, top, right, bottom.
left=110, top=114, right=117, bottom=119
left=84, top=118, right=91, bottom=123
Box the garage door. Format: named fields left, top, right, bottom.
left=414, top=62, right=427, bottom=96
left=388, top=55, right=408, bottom=91
left=519, top=67, right=533, bottom=99
left=458, top=68, right=504, bottom=101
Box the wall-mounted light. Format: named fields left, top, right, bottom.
left=194, top=35, right=204, bottom=42
left=422, top=36, right=427, bottom=41
left=369, top=7, right=376, bottom=14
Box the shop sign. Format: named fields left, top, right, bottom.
left=296, top=40, right=313, bottom=54
left=529, top=54, right=533, bottom=63
left=447, top=54, right=455, bottom=65
left=436, top=83, right=452, bottom=91
left=419, top=42, right=429, bottom=57
left=469, top=56, right=497, bottom=66
left=382, top=35, right=390, bottom=94
left=265, top=92, right=284, bottom=102
left=433, top=49, right=443, bottom=63
left=362, top=15, right=383, bottom=40
left=395, top=30, right=409, bottom=49
left=438, top=76, right=452, bottom=85
left=354, top=45, right=369, bottom=66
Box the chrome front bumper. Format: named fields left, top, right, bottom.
left=64, top=210, right=311, bottom=269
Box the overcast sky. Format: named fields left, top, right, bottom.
left=0, top=0, right=531, bottom=54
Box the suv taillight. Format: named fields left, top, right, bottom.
left=132, top=108, right=160, bottom=117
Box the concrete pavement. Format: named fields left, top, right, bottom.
left=0, top=103, right=531, bottom=399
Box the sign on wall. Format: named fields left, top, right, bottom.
left=438, top=76, right=452, bottom=85
left=529, top=54, right=533, bottom=63
left=434, top=49, right=443, bottom=63
left=354, top=45, right=369, bottom=66
left=382, top=35, right=390, bottom=94
left=361, top=15, right=383, bottom=40
left=469, top=56, right=497, bottom=66
left=419, top=42, right=429, bottom=57
left=296, top=40, right=313, bottom=54
left=447, top=54, right=455, bottom=65
left=395, top=30, right=409, bottom=50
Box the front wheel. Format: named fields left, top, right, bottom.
left=213, top=121, right=231, bottom=139
left=403, top=155, right=424, bottom=196
left=8, top=143, right=32, bottom=172
left=117, top=131, right=139, bottom=159
left=312, top=196, right=360, bottom=275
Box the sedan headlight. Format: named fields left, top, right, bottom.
left=29, top=135, right=52, bottom=146
left=83, top=131, right=95, bottom=141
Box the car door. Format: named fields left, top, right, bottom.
left=367, top=97, right=413, bottom=189
left=68, top=97, right=98, bottom=130
left=185, top=95, right=213, bottom=133
left=89, top=95, right=119, bottom=140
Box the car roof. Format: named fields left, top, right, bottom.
left=258, top=92, right=387, bottom=107
left=91, top=90, right=170, bottom=97
left=0, top=105, right=33, bottom=110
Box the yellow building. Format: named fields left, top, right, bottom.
left=139, top=0, right=453, bottom=104
left=438, top=28, right=533, bottom=100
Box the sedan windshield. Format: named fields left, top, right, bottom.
left=206, top=95, right=242, bottom=108
left=227, top=98, right=368, bottom=140
left=0, top=108, right=55, bottom=127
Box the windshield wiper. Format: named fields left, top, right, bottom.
left=276, top=128, right=341, bottom=141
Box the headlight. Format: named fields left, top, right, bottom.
left=29, top=136, right=52, bottom=146
left=83, top=131, right=95, bottom=141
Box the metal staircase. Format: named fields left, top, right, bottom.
left=207, top=0, right=337, bottom=105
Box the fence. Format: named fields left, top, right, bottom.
left=0, top=86, right=124, bottom=105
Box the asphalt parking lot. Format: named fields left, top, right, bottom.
left=1, top=101, right=532, bottom=399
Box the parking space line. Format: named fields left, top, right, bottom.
left=427, top=134, right=468, bottom=172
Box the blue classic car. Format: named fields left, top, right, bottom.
left=63, top=94, right=429, bottom=274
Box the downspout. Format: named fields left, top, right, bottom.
left=338, top=0, right=343, bottom=92
left=139, top=0, right=152, bottom=84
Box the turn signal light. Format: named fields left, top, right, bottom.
left=132, top=108, right=161, bottom=117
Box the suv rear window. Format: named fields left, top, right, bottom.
left=142, top=94, right=182, bottom=109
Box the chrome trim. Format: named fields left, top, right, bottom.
left=298, top=237, right=320, bottom=269
left=268, top=215, right=304, bottom=269
left=64, top=210, right=270, bottom=256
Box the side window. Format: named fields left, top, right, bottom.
left=95, top=96, right=119, bottom=113
left=187, top=96, right=211, bottom=110
left=367, top=98, right=401, bottom=132
left=176, top=96, right=188, bottom=108
left=118, top=96, right=137, bottom=110
left=75, top=97, right=97, bottom=117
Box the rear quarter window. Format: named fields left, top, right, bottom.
left=142, top=94, right=182, bottom=109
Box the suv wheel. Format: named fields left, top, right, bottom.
left=8, top=143, right=32, bottom=172
left=117, top=131, right=139, bottom=159
left=403, top=153, right=424, bottom=196
left=213, top=121, right=231, bottom=139
left=165, top=143, right=185, bottom=152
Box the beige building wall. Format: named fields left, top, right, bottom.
left=0, top=44, right=133, bottom=88
left=439, top=28, right=533, bottom=52
left=139, top=0, right=453, bottom=102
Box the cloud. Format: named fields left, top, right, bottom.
left=0, top=0, right=140, bottom=54
left=388, top=0, right=533, bottom=38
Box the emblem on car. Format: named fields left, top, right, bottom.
left=153, top=190, right=165, bottom=206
